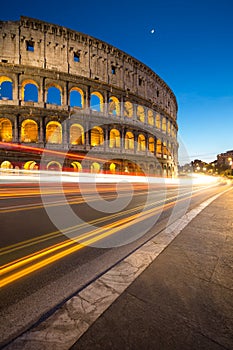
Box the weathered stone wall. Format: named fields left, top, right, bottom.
left=0, top=16, right=178, bottom=176
left=0, top=16, right=177, bottom=120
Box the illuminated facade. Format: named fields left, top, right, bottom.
left=0, top=16, right=178, bottom=176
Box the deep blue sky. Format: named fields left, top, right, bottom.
left=1, top=0, right=232, bottom=164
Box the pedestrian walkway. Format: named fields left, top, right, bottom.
left=71, top=188, right=233, bottom=350
left=5, top=187, right=233, bottom=350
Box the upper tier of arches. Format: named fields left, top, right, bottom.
left=0, top=75, right=177, bottom=139
left=0, top=16, right=178, bottom=120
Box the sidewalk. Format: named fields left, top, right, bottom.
left=5, top=187, right=233, bottom=350
left=71, top=188, right=233, bottom=350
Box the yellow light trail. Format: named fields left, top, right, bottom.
left=0, top=184, right=212, bottom=257
left=1, top=198, right=171, bottom=287
left=1, top=183, right=224, bottom=288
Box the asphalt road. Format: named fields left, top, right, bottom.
left=0, top=176, right=230, bottom=346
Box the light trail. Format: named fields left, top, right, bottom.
left=0, top=182, right=219, bottom=257
left=0, top=141, right=123, bottom=165
left=1, top=198, right=173, bottom=287
left=1, top=183, right=224, bottom=288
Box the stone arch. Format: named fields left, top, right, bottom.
left=156, top=139, right=162, bottom=157
left=91, top=162, right=100, bottom=173
left=0, top=160, right=13, bottom=169
left=137, top=105, right=145, bottom=123
left=124, top=101, right=133, bottom=118
left=24, top=161, right=38, bottom=170
left=71, top=161, right=82, bottom=172
left=125, top=131, right=134, bottom=150
left=90, top=91, right=103, bottom=112
left=156, top=114, right=161, bottom=129
left=21, top=119, right=38, bottom=143
left=0, top=118, right=13, bottom=142
left=162, top=117, right=167, bottom=132
left=137, top=134, right=146, bottom=151
left=70, top=123, right=84, bottom=145
left=69, top=87, right=84, bottom=108
left=108, top=96, right=120, bottom=116
left=0, top=76, right=13, bottom=100
left=109, top=162, right=116, bottom=173
left=167, top=120, right=171, bottom=135
left=47, top=161, right=62, bottom=171
left=21, top=79, right=39, bottom=102
left=109, top=128, right=120, bottom=148
left=148, top=110, right=154, bottom=125
left=91, top=126, right=104, bottom=146
left=46, top=83, right=62, bottom=105
left=148, top=137, right=155, bottom=153
left=163, top=141, right=168, bottom=158
left=46, top=121, right=62, bottom=144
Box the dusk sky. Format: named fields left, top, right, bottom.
left=1, top=0, right=232, bottom=164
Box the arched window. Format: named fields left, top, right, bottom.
left=125, top=131, right=134, bottom=150
left=47, top=85, right=62, bottom=105
left=137, top=134, right=146, bottom=152
left=90, top=92, right=103, bottom=112
left=91, top=162, right=100, bottom=173
left=156, top=114, right=161, bottom=129
left=137, top=106, right=145, bottom=123
left=166, top=142, right=172, bottom=158
left=109, top=129, right=120, bottom=148
left=124, top=101, right=133, bottom=118
left=46, top=121, right=62, bottom=144
left=148, top=110, right=154, bottom=125
left=21, top=119, right=38, bottom=143
left=0, top=118, right=12, bottom=142
left=47, top=161, right=62, bottom=171
left=91, top=126, right=104, bottom=146
left=162, top=117, right=167, bottom=132
left=70, top=124, right=84, bottom=145
left=163, top=141, right=168, bottom=158
left=109, top=163, right=116, bottom=173
left=148, top=137, right=155, bottom=153
left=109, top=96, right=120, bottom=116
left=69, top=88, right=84, bottom=108
left=24, top=161, right=38, bottom=170
left=156, top=139, right=162, bottom=156
left=0, top=76, right=13, bottom=100
left=167, top=120, right=171, bottom=135
left=0, top=160, right=13, bottom=169
left=71, top=161, right=82, bottom=172
left=22, top=80, right=39, bottom=102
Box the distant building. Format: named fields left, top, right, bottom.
left=217, top=150, right=233, bottom=167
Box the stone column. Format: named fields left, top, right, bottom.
left=105, top=126, right=109, bottom=151
left=39, top=117, right=44, bottom=145
left=120, top=96, right=124, bottom=118
left=63, top=119, right=68, bottom=148
left=134, top=131, right=138, bottom=154
left=121, top=127, right=125, bottom=151
left=63, top=82, right=68, bottom=107
left=13, top=115, right=19, bottom=143
left=13, top=74, right=19, bottom=103
left=38, top=77, right=44, bottom=104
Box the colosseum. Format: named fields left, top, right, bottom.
left=0, top=16, right=178, bottom=177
